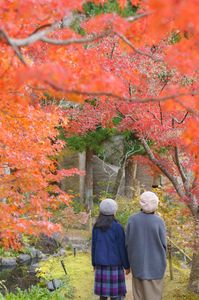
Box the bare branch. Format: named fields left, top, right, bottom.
left=173, top=111, right=189, bottom=124
left=0, top=29, right=27, bottom=65
left=174, top=146, right=187, bottom=183
left=116, top=32, right=162, bottom=62
left=147, top=109, right=161, bottom=122
left=126, top=12, right=151, bottom=22
left=140, top=137, right=185, bottom=198
left=8, top=21, right=64, bottom=47
left=1, top=12, right=148, bottom=49
left=110, top=42, right=116, bottom=59
left=41, top=30, right=111, bottom=45
left=45, top=80, right=199, bottom=114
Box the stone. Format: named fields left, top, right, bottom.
left=36, top=250, right=44, bottom=259
left=17, top=254, right=31, bottom=264
left=52, top=233, right=69, bottom=248
left=29, top=247, right=38, bottom=258
left=29, top=263, right=39, bottom=274
left=47, top=279, right=63, bottom=291
left=29, top=247, right=46, bottom=259
left=1, top=257, right=17, bottom=267
left=35, top=234, right=59, bottom=254
left=57, top=248, right=66, bottom=256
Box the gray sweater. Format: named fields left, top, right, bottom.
left=126, top=212, right=167, bottom=280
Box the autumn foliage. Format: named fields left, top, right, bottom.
left=0, top=0, right=198, bottom=252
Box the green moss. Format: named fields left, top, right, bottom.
left=38, top=253, right=94, bottom=299
left=163, top=263, right=198, bottom=300
left=0, top=284, right=73, bottom=300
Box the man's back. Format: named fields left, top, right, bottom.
left=126, top=211, right=167, bottom=280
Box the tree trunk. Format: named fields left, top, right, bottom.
left=189, top=216, right=199, bottom=293
left=112, top=157, right=125, bottom=198
left=124, top=158, right=138, bottom=199
left=78, top=151, right=86, bottom=203
left=84, top=149, right=93, bottom=211
left=125, top=158, right=133, bottom=199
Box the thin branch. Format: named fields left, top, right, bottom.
left=0, top=29, right=26, bottom=65
left=41, top=30, right=111, bottom=45
left=147, top=109, right=161, bottom=122
left=1, top=12, right=148, bottom=49
left=158, top=102, right=163, bottom=125
left=8, top=21, right=63, bottom=47
left=116, top=32, right=162, bottom=62
left=126, top=12, right=151, bottom=22
left=45, top=80, right=199, bottom=114
left=140, top=137, right=185, bottom=198
left=30, top=23, right=53, bottom=35
left=158, top=80, right=169, bottom=125
left=173, top=111, right=189, bottom=124
left=174, top=146, right=187, bottom=183
left=110, top=42, right=116, bottom=59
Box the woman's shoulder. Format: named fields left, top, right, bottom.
left=112, top=220, right=124, bottom=230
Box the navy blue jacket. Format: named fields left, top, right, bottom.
left=92, top=220, right=130, bottom=269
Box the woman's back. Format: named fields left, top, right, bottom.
left=92, top=220, right=129, bottom=268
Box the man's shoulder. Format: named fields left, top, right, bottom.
left=154, top=213, right=164, bottom=221
left=152, top=214, right=166, bottom=226
left=128, top=212, right=141, bottom=223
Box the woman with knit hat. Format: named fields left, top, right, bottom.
left=126, top=191, right=167, bottom=300
left=92, top=198, right=130, bottom=300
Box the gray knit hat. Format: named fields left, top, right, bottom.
left=140, top=191, right=159, bottom=213
left=100, top=198, right=118, bottom=216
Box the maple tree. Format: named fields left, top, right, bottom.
left=62, top=34, right=199, bottom=291
left=0, top=0, right=198, bottom=293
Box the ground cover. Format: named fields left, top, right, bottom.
left=1, top=252, right=198, bottom=299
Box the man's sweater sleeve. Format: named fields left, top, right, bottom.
left=160, top=220, right=167, bottom=252
left=116, top=224, right=130, bottom=269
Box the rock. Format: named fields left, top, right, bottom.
left=69, top=237, right=90, bottom=252
left=36, top=250, right=44, bottom=259
left=17, top=254, right=31, bottom=264
left=29, top=247, right=46, bottom=259
left=47, top=279, right=63, bottom=291
left=29, top=247, right=38, bottom=258
left=29, top=263, right=40, bottom=274
left=57, top=248, right=67, bottom=256
left=51, top=232, right=62, bottom=244
left=1, top=257, right=17, bottom=267
left=35, top=234, right=60, bottom=254
left=52, top=233, right=69, bottom=248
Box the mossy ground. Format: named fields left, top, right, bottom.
left=38, top=252, right=96, bottom=299
left=38, top=253, right=199, bottom=300
left=163, top=266, right=199, bottom=300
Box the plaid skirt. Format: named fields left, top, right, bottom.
left=94, top=265, right=127, bottom=297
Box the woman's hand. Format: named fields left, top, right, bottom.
left=125, top=268, right=130, bottom=275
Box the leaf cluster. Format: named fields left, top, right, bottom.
left=64, top=127, right=116, bottom=154
left=0, top=283, right=74, bottom=300
left=83, top=0, right=137, bottom=18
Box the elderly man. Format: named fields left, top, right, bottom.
left=126, top=191, right=167, bottom=300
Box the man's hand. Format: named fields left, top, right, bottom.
left=125, top=268, right=131, bottom=275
